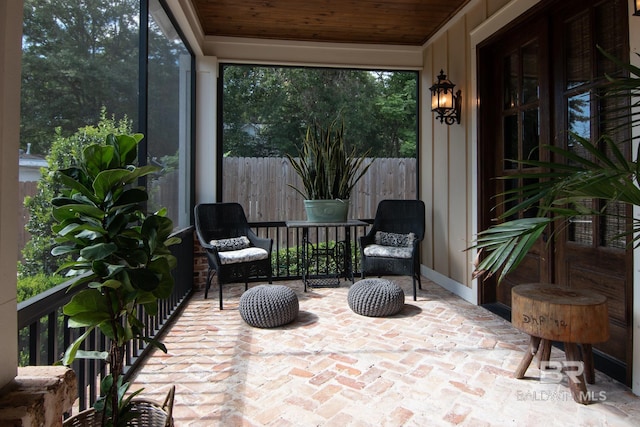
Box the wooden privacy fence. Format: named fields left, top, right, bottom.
left=222, top=157, right=417, bottom=222
left=18, top=157, right=416, bottom=259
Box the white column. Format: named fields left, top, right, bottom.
left=178, top=54, right=192, bottom=227
left=0, top=0, right=23, bottom=388
left=195, top=56, right=218, bottom=204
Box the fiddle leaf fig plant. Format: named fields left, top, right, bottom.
left=51, top=133, right=180, bottom=425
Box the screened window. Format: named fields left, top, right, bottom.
left=147, top=0, right=193, bottom=228
left=220, top=65, right=418, bottom=221
left=18, top=0, right=194, bottom=285
left=563, top=3, right=628, bottom=249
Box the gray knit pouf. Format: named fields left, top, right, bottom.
left=348, top=279, right=405, bottom=317
left=239, top=285, right=299, bottom=328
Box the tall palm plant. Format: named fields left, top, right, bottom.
left=470, top=50, right=640, bottom=283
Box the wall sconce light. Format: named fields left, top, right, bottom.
left=429, top=69, right=462, bottom=125
left=635, top=0, right=640, bottom=16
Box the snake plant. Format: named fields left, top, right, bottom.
left=286, top=119, right=372, bottom=200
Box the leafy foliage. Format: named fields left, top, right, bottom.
left=52, top=133, right=179, bottom=425
left=222, top=66, right=417, bottom=157
left=374, top=71, right=418, bottom=157
left=470, top=50, right=640, bottom=284
left=16, top=273, right=67, bottom=303
left=286, top=119, right=372, bottom=200
left=21, top=0, right=139, bottom=154
left=21, top=0, right=185, bottom=159
left=20, top=111, right=132, bottom=277
left=271, top=242, right=358, bottom=277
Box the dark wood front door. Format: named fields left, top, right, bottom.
left=478, top=16, right=552, bottom=309
left=477, top=0, right=631, bottom=385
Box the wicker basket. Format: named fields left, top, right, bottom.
left=63, top=386, right=175, bottom=427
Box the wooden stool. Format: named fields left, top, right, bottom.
left=511, top=283, right=609, bottom=404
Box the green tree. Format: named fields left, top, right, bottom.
left=222, top=66, right=417, bottom=158
left=282, top=68, right=380, bottom=156
left=222, top=66, right=280, bottom=156
left=374, top=72, right=418, bottom=157
left=17, top=274, right=67, bottom=303
left=20, top=0, right=139, bottom=154
left=20, top=111, right=132, bottom=277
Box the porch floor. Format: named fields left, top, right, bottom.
left=130, top=277, right=640, bottom=426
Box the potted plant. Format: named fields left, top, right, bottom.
left=51, top=133, right=180, bottom=426
left=286, top=118, right=372, bottom=222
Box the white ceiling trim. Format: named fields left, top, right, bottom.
left=204, top=36, right=424, bottom=70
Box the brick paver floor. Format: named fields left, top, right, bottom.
left=130, top=277, right=640, bottom=426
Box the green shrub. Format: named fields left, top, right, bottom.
left=272, top=241, right=360, bottom=277
left=17, top=273, right=66, bottom=303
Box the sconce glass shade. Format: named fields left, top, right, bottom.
left=429, top=70, right=462, bottom=125
left=635, top=0, right=640, bottom=16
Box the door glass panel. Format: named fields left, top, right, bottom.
left=600, top=90, right=629, bottom=250
left=595, top=1, right=625, bottom=77
left=503, top=178, right=518, bottom=221
left=565, top=13, right=591, bottom=89
left=522, top=109, right=539, bottom=165
left=504, top=53, right=518, bottom=109
left=567, top=92, right=591, bottom=160
left=593, top=1, right=629, bottom=251
left=601, top=89, right=627, bottom=156
left=602, top=201, right=626, bottom=249
left=503, top=114, right=518, bottom=169
left=566, top=92, right=593, bottom=246
left=522, top=178, right=539, bottom=218
left=568, top=199, right=593, bottom=245
left=522, top=42, right=539, bottom=104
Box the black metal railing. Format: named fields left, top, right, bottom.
left=16, top=220, right=372, bottom=410
left=250, top=220, right=373, bottom=281
left=17, top=227, right=194, bottom=410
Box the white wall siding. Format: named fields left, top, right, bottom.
left=420, top=0, right=514, bottom=294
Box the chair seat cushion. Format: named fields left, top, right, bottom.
left=363, top=244, right=412, bottom=259
left=219, top=247, right=269, bottom=265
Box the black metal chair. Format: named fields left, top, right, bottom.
left=359, top=199, right=425, bottom=301
left=194, top=203, right=273, bottom=309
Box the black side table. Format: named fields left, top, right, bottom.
left=286, top=220, right=367, bottom=291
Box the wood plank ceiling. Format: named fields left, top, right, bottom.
left=191, top=0, right=470, bottom=46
